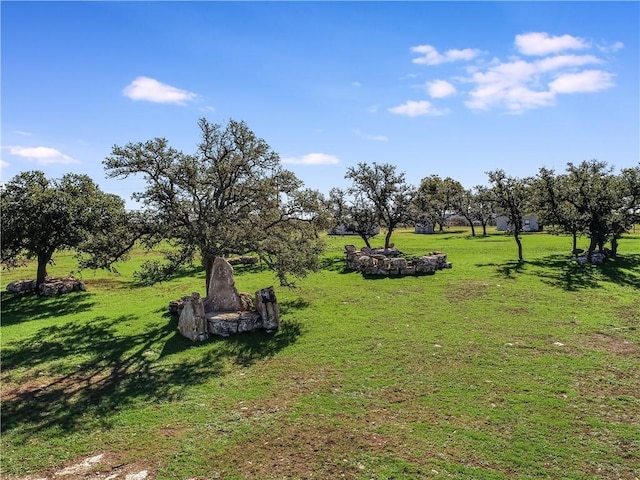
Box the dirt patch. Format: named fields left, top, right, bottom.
left=446, top=280, right=491, bottom=302
left=218, top=421, right=395, bottom=479
left=578, top=333, right=639, bottom=356
left=17, top=452, right=154, bottom=480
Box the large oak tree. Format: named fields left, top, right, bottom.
left=1, top=170, right=136, bottom=292
left=104, top=118, right=328, bottom=289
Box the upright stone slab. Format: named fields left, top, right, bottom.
left=206, top=257, right=244, bottom=312
left=178, top=292, right=209, bottom=342
left=255, top=286, right=280, bottom=332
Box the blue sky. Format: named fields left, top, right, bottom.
left=2, top=1, right=638, bottom=208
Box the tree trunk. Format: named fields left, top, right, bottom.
left=610, top=236, right=619, bottom=257
left=469, top=222, right=476, bottom=237
left=384, top=229, right=393, bottom=249
left=587, top=236, right=598, bottom=262
left=36, top=250, right=53, bottom=293
left=514, top=231, right=523, bottom=262
left=572, top=232, right=578, bottom=252
left=482, top=222, right=487, bottom=236
left=360, top=235, right=372, bottom=249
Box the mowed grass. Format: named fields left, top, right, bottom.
left=1, top=228, right=639, bottom=479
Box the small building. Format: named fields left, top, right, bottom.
left=415, top=222, right=434, bottom=234
left=495, top=214, right=539, bottom=232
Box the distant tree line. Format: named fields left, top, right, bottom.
left=2, top=117, right=638, bottom=294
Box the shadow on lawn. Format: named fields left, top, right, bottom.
left=475, top=260, right=525, bottom=280
left=320, top=254, right=352, bottom=274
left=476, top=254, right=640, bottom=291
left=527, top=253, right=640, bottom=291
left=0, top=291, right=96, bottom=326
left=1, top=312, right=301, bottom=437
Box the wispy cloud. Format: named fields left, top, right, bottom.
left=549, top=70, right=615, bottom=94
left=411, top=44, right=481, bottom=65
left=515, top=32, right=590, bottom=56
left=14, top=130, right=33, bottom=136
left=426, top=80, right=456, bottom=98
left=282, top=153, right=340, bottom=165
left=7, top=146, right=79, bottom=165
left=123, top=76, right=198, bottom=105
left=354, top=129, right=389, bottom=142
left=388, top=100, right=448, bottom=117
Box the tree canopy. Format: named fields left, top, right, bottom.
left=487, top=169, right=532, bottom=262
left=1, top=170, right=136, bottom=291
left=344, top=162, right=415, bottom=249
left=414, top=175, right=465, bottom=232
left=104, top=118, right=328, bottom=289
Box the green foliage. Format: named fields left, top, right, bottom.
left=486, top=169, right=532, bottom=261
left=345, top=162, right=415, bottom=248
left=414, top=175, right=465, bottom=232
left=0, top=170, right=136, bottom=288
left=104, top=118, right=328, bottom=289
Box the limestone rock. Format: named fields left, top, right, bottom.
left=207, top=311, right=262, bottom=337
left=206, top=257, right=244, bottom=312
left=255, top=286, right=280, bottom=332
left=6, top=277, right=86, bottom=296
left=178, top=292, right=209, bottom=342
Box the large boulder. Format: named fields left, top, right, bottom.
left=206, top=257, right=244, bottom=312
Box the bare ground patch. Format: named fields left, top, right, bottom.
left=446, top=280, right=491, bottom=302
left=15, top=452, right=154, bottom=480
left=577, top=332, right=639, bottom=357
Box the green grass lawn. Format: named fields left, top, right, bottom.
left=2, top=228, right=639, bottom=479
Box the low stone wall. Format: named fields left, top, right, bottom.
left=6, top=277, right=86, bottom=296
left=345, top=245, right=452, bottom=276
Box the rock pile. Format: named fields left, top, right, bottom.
left=6, top=277, right=86, bottom=296
left=345, top=245, right=452, bottom=276
left=176, top=257, right=279, bottom=341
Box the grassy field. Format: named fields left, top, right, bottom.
left=1, top=228, right=639, bottom=479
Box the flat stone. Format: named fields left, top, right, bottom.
left=207, top=311, right=262, bottom=337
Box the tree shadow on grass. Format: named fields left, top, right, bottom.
left=474, top=260, right=525, bottom=280
left=527, top=253, right=640, bottom=291
left=320, top=254, right=352, bottom=274
left=1, top=311, right=301, bottom=438
left=0, top=291, right=96, bottom=326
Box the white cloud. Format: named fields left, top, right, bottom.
left=352, top=81, right=362, bottom=87
left=411, top=44, right=480, bottom=65
left=14, top=130, right=33, bottom=136
left=465, top=54, right=612, bottom=113
left=282, top=153, right=340, bottom=165
left=200, top=105, right=216, bottom=113
left=426, top=80, right=456, bottom=98
left=598, top=41, right=624, bottom=53
left=515, top=32, right=589, bottom=56
left=354, top=129, right=389, bottom=142
left=534, top=54, right=602, bottom=72
left=123, top=76, right=198, bottom=105
left=549, top=70, right=615, bottom=94
left=7, top=146, right=79, bottom=165
left=388, top=100, right=448, bottom=117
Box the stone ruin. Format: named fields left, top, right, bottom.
left=344, top=245, right=452, bottom=276
left=6, top=277, right=86, bottom=296
left=176, top=257, right=279, bottom=342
